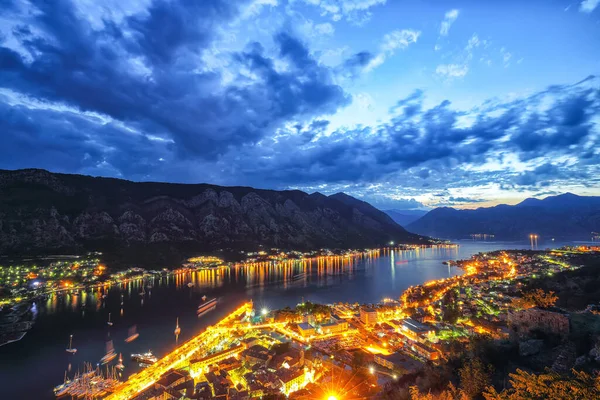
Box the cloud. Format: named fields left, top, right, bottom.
left=435, top=64, right=469, bottom=78
left=314, top=22, right=335, bottom=35
left=0, top=0, right=349, bottom=165
left=580, top=0, right=600, bottom=13
left=440, top=9, right=459, bottom=36
left=364, top=29, right=420, bottom=71
left=298, top=0, right=387, bottom=24
left=215, top=75, right=599, bottom=190
left=430, top=196, right=486, bottom=207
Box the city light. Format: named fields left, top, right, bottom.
left=369, top=366, right=375, bottom=375
left=261, top=308, right=269, bottom=316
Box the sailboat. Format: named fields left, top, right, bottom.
left=116, top=353, right=124, bottom=370
left=125, top=325, right=139, bottom=343
left=100, top=340, right=117, bottom=364
left=66, top=334, right=77, bottom=354
left=174, top=318, right=181, bottom=336
left=120, top=294, right=124, bottom=306
left=107, top=312, right=113, bottom=326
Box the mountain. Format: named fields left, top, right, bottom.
left=0, top=169, right=425, bottom=258
left=384, top=209, right=429, bottom=227
left=406, top=193, right=600, bottom=240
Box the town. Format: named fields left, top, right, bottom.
left=86, top=245, right=599, bottom=399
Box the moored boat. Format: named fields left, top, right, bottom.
left=65, top=334, right=77, bottom=354
left=131, top=350, right=157, bottom=366
left=125, top=325, right=139, bottom=343
left=197, top=298, right=218, bottom=316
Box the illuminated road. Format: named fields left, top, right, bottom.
left=104, top=303, right=251, bottom=400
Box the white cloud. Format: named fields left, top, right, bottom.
left=240, top=0, right=278, bottom=19
left=435, top=64, right=469, bottom=78
left=381, top=29, right=421, bottom=52
left=440, top=9, right=459, bottom=36
left=580, top=0, right=600, bottom=13
left=365, top=29, right=420, bottom=71
left=314, top=22, right=335, bottom=35
left=299, top=0, right=387, bottom=24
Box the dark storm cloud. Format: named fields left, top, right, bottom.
left=0, top=0, right=348, bottom=170
left=229, top=76, right=599, bottom=187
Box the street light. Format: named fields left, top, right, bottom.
left=369, top=366, right=375, bottom=374
left=261, top=308, right=268, bottom=316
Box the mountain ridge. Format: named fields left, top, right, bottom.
left=407, top=193, right=600, bottom=240
left=0, top=169, right=425, bottom=258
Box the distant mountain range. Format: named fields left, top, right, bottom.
left=384, top=209, right=429, bottom=227
left=406, top=193, right=600, bottom=241
left=0, top=169, right=425, bottom=258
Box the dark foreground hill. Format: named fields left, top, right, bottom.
left=0, top=169, right=424, bottom=258
left=407, top=193, right=600, bottom=240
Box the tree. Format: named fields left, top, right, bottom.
left=511, top=289, right=558, bottom=310
left=409, top=383, right=469, bottom=400
left=458, top=357, right=493, bottom=399
left=351, top=351, right=367, bottom=371
left=483, top=368, right=600, bottom=400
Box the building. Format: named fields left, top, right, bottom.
left=190, top=344, right=245, bottom=374
left=360, top=307, right=378, bottom=325
left=320, top=320, right=348, bottom=335
left=297, top=322, right=316, bottom=338
left=241, top=344, right=273, bottom=365
left=410, top=342, right=439, bottom=361
left=400, top=318, right=433, bottom=341
left=374, top=352, right=424, bottom=373
left=278, top=367, right=306, bottom=396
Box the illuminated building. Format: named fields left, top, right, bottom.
left=360, top=307, right=378, bottom=325
left=320, top=320, right=348, bottom=335
left=410, top=342, right=439, bottom=361
left=278, top=367, right=308, bottom=396
left=400, top=318, right=433, bottom=341
left=298, top=322, right=316, bottom=338
left=189, top=344, right=245, bottom=375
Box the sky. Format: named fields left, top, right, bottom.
left=0, top=0, right=599, bottom=210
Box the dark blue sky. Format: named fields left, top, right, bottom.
left=0, top=0, right=599, bottom=209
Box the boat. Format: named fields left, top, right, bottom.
left=107, top=312, right=113, bottom=326
left=131, top=351, right=158, bottom=366
left=53, top=372, right=71, bottom=396
left=139, top=289, right=145, bottom=296
left=201, top=295, right=207, bottom=301
left=116, top=353, right=124, bottom=370
left=66, top=334, right=77, bottom=354
left=187, top=282, right=194, bottom=287
left=100, top=340, right=117, bottom=364
left=125, top=325, right=139, bottom=343
left=120, top=294, right=124, bottom=306
left=197, top=298, right=217, bottom=316
left=174, top=318, right=181, bottom=336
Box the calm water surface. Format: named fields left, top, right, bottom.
left=0, top=240, right=582, bottom=399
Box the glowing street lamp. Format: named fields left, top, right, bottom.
left=261, top=308, right=268, bottom=316
left=369, top=366, right=375, bottom=375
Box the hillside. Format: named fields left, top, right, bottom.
left=384, top=209, right=428, bottom=227
left=0, top=169, right=425, bottom=257
left=406, top=193, right=600, bottom=240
